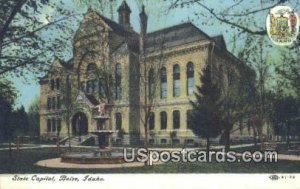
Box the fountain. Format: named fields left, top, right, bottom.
left=61, top=104, right=132, bottom=164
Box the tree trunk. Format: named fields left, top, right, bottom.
left=206, top=137, right=210, bottom=155
left=224, top=127, right=230, bottom=152
left=257, top=118, right=265, bottom=150
left=8, top=140, right=12, bottom=160
left=253, top=129, right=257, bottom=146
left=16, top=136, right=20, bottom=152
left=67, top=119, right=71, bottom=151
left=286, top=122, right=290, bottom=148
left=144, top=122, right=149, bottom=166
left=56, top=131, right=61, bottom=154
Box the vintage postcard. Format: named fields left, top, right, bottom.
left=0, top=0, right=300, bottom=188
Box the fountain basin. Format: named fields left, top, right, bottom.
left=61, top=150, right=133, bottom=164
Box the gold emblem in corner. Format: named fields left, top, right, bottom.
left=266, top=6, right=299, bottom=46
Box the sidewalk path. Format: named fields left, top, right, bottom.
left=2, top=143, right=300, bottom=162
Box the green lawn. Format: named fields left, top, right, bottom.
left=0, top=147, right=300, bottom=173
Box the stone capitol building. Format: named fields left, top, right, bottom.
left=39, top=1, right=253, bottom=145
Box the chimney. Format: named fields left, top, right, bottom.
left=117, top=1, right=131, bottom=28
left=139, top=5, right=148, bottom=54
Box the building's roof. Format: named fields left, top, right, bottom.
left=117, top=1, right=131, bottom=13
left=85, top=94, right=99, bottom=105
left=145, top=22, right=211, bottom=52
left=59, top=58, right=73, bottom=69
left=212, top=35, right=226, bottom=49
left=97, top=14, right=139, bottom=53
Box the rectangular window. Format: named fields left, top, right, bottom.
left=56, top=78, right=60, bottom=90
left=51, top=119, right=56, bottom=132
left=173, top=110, right=180, bottom=129
left=161, top=82, right=167, bottom=98
left=160, top=111, right=167, bottom=130
left=47, top=119, right=51, bottom=132
left=51, top=97, right=56, bottom=110
left=149, top=112, right=155, bottom=130
left=57, top=119, right=61, bottom=132
left=57, top=96, right=61, bottom=109
left=187, top=78, right=194, bottom=96
left=173, top=80, right=180, bottom=97
left=115, top=113, right=122, bottom=130
left=187, top=110, right=193, bottom=129
left=47, top=97, right=51, bottom=110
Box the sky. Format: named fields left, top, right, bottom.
left=11, top=0, right=298, bottom=110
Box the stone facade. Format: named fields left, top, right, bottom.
left=39, top=1, right=255, bottom=145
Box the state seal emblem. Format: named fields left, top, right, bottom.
left=266, top=6, right=299, bottom=46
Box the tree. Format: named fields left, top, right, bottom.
left=237, top=34, right=272, bottom=150
left=271, top=96, right=299, bottom=147
left=276, top=49, right=300, bottom=98
left=0, top=78, right=18, bottom=159
left=0, top=0, right=78, bottom=77
left=9, top=106, right=30, bottom=137
left=190, top=65, right=222, bottom=154
left=167, top=0, right=293, bottom=36
left=27, top=96, right=40, bottom=137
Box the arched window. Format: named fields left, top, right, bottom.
left=87, top=63, right=96, bottom=72
left=187, top=62, right=194, bottom=96
left=115, top=64, right=122, bottom=100
left=187, top=110, right=193, bottom=129
left=173, top=64, right=180, bottom=97
left=115, top=113, right=122, bottom=130
left=173, top=110, right=180, bottom=129
left=149, top=112, right=155, bottom=130
left=160, top=111, right=167, bottom=130
left=98, top=79, right=106, bottom=98
left=86, top=80, right=97, bottom=93
left=160, top=67, right=167, bottom=98
left=148, top=68, right=155, bottom=97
